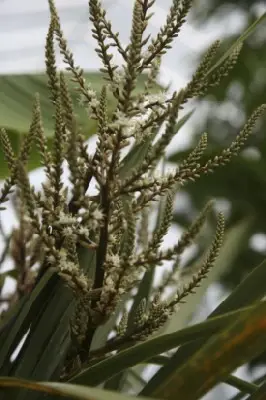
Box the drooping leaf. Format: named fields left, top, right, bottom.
left=0, top=377, right=155, bottom=400
left=224, top=375, right=258, bottom=396
left=0, top=269, right=55, bottom=373
left=144, top=359, right=258, bottom=396
left=141, top=258, right=266, bottom=396
left=143, top=355, right=259, bottom=396
left=69, top=306, right=253, bottom=386
left=10, top=283, right=73, bottom=381
left=246, top=380, right=266, bottom=400
left=148, top=300, right=266, bottom=400
left=206, top=12, right=266, bottom=76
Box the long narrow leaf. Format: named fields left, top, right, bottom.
left=206, top=12, right=266, bottom=76
left=0, top=269, right=55, bottom=373
left=224, top=375, right=258, bottom=395
left=247, top=380, right=266, bottom=400
left=143, top=357, right=259, bottom=395
left=70, top=306, right=253, bottom=386
left=0, top=377, right=154, bottom=400
left=10, top=285, right=73, bottom=381
left=143, top=256, right=266, bottom=395
left=149, top=300, right=266, bottom=400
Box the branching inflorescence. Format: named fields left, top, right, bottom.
left=0, top=0, right=265, bottom=379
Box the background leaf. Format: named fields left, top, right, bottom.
left=0, top=72, right=157, bottom=178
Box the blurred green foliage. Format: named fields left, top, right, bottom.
left=170, top=1, right=266, bottom=287
left=169, top=0, right=266, bottom=368
left=0, top=72, right=153, bottom=178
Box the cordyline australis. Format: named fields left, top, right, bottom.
left=0, top=0, right=265, bottom=383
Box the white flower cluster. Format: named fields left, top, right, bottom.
left=58, top=249, right=91, bottom=294
left=78, top=83, right=100, bottom=117
left=58, top=211, right=77, bottom=225
left=110, top=109, right=152, bottom=142
left=118, top=91, right=168, bottom=142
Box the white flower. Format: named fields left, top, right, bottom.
left=78, top=226, right=90, bottom=237
left=87, top=88, right=97, bottom=98
left=58, top=211, right=77, bottom=225
left=88, top=97, right=100, bottom=109
left=144, top=92, right=168, bottom=105
left=105, top=276, right=115, bottom=288
left=47, top=254, right=56, bottom=265
left=115, top=110, right=131, bottom=127
left=92, top=208, right=104, bottom=221
left=113, top=69, right=125, bottom=84
left=62, top=227, right=73, bottom=237
left=106, top=253, right=120, bottom=267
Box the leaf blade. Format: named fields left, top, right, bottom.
left=142, top=256, right=266, bottom=395
left=206, top=12, right=266, bottom=76
left=70, top=306, right=253, bottom=386
left=0, top=377, right=155, bottom=400
left=150, top=300, right=266, bottom=400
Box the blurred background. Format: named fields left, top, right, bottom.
left=0, top=0, right=266, bottom=399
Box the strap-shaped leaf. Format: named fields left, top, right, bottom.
left=206, top=12, right=266, bottom=76
left=145, top=357, right=259, bottom=395
left=69, top=306, right=253, bottom=386
left=149, top=300, right=266, bottom=400
left=141, top=257, right=266, bottom=395
left=0, top=269, right=54, bottom=373
left=0, top=377, right=155, bottom=400
left=246, top=380, right=266, bottom=400
left=10, top=283, right=73, bottom=382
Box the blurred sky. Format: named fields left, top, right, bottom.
left=1, top=1, right=265, bottom=398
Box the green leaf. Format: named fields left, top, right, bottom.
left=11, top=283, right=73, bottom=382
left=0, top=269, right=55, bottom=373
left=69, top=306, right=253, bottom=386
left=206, top=12, right=266, bottom=76
left=0, top=280, right=76, bottom=400
left=0, top=73, right=154, bottom=178
left=0, top=377, right=155, bottom=400
left=142, top=256, right=266, bottom=396
left=224, top=375, right=258, bottom=395
left=0, top=272, right=7, bottom=291
left=149, top=300, right=266, bottom=400
left=137, top=357, right=258, bottom=395
left=0, top=73, right=108, bottom=137
left=230, top=377, right=266, bottom=400
left=245, top=380, right=266, bottom=400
